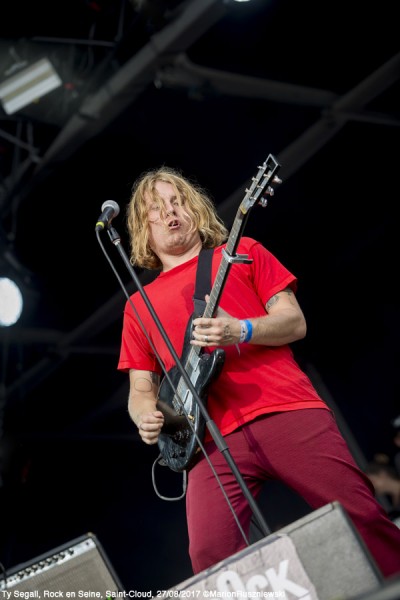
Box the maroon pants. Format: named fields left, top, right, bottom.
left=186, top=409, right=400, bottom=577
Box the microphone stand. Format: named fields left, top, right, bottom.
left=106, top=224, right=271, bottom=540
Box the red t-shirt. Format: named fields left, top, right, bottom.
left=117, top=237, right=328, bottom=437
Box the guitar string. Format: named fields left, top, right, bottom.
left=96, top=229, right=250, bottom=547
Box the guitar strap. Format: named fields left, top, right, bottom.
left=153, top=247, right=214, bottom=498
left=193, top=247, right=214, bottom=317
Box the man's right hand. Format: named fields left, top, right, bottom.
left=137, top=410, right=164, bottom=445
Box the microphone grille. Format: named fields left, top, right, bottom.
left=101, top=199, right=120, bottom=215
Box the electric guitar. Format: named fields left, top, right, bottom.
left=157, top=155, right=282, bottom=472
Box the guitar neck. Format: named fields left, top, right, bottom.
left=184, top=208, right=247, bottom=370
left=203, top=206, right=248, bottom=319
left=185, top=154, right=281, bottom=366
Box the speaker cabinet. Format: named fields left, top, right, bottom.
left=351, top=576, right=400, bottom=600
left=169, top=502, right=383, bottom=600
left=0, top=532, right=124, bottom=594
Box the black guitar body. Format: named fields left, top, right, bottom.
left=157, top=317, right=225, bottom=472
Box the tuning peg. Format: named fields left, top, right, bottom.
left=259, top=181, right=280, bottom=207
left=273, top=176, right=282, bottom=185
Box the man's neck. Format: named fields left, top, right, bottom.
left=161, top=238, right=203, bottom=272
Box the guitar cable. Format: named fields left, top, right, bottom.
left=96, top=224, right=251, bottom=546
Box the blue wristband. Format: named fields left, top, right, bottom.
left=239, top=320, right=247, bottom=343
left=243, top=319, right=253, bottom=343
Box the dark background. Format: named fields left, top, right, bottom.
left=0, top=0, right=399, bottom=592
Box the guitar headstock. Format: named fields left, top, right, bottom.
left=241, top=154, right=282, bottom=213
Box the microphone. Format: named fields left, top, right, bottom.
left=95, top=200, right=120, bottom=231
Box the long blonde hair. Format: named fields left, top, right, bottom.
left=127, top=166, right=228, bottom=270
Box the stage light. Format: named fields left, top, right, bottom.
left=0, top=57, right=62, bottom=116
left=0, top=277, right=23, bottom=327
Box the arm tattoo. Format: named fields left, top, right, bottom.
left=266, top=294, right=279, bottom=310
left=284, top=286, right=295, bottom=304
left=133, top=372, right=159, bottom=392
left=266, top=286, right=294, bottom=310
